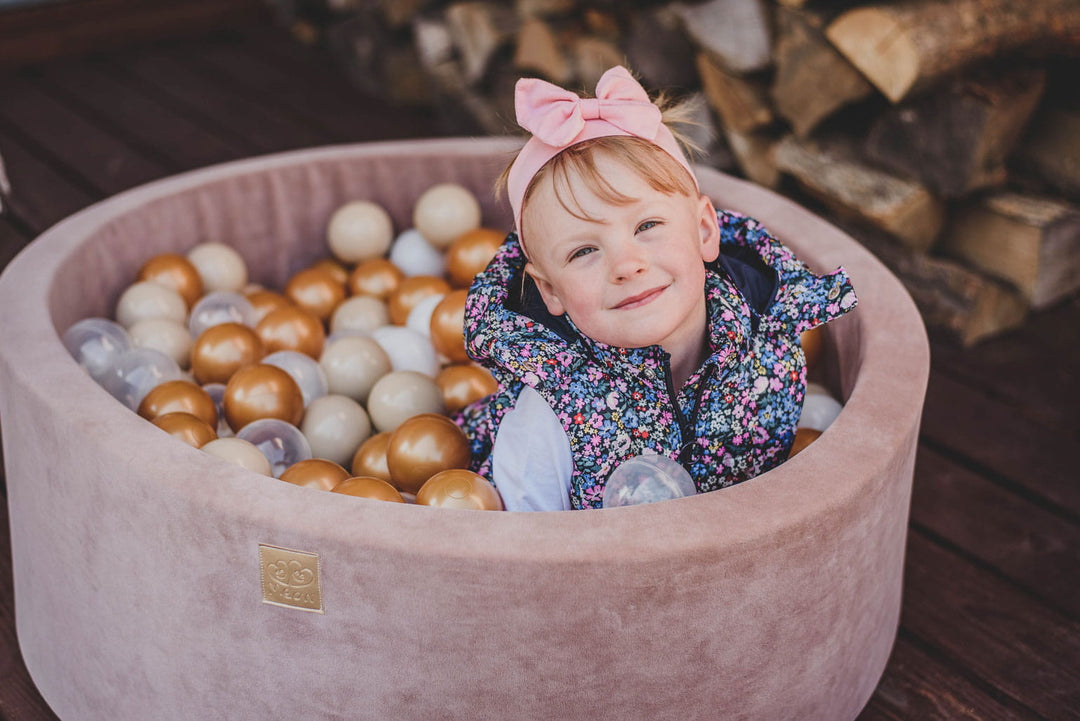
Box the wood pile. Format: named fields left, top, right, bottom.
left=266, top=0, right=1080, bottom=346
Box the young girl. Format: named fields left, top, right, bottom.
left=455, top=66, right=857, bottom=511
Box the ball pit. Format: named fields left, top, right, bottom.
left=0, top=138, right=928, bottom=720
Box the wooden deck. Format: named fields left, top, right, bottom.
left=1, top=22, right=1078, bottom=721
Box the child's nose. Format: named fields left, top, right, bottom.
left=610, top=244, right=648, bottom=281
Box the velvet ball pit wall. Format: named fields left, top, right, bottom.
left=0, top=138, right=929, bottom=721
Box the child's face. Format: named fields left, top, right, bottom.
left=523, top=152, right=720, bottom=353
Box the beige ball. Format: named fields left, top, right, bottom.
left=330, top=295, right=390, bottom=336
left=186, top=242, right=248, bottom=293
left=366, top=370, right=446, bottom=433
left=319, top=335, right=393, bottom=404
left=301, top=394, right=373, bottom=467
left=116, top=281, right=188, bottom=329
left=128, top=318, right=194, bottom=368
left=327, top=200, right=394, bottom=263
left=412, top=183, right=481, bottom=249
left=201, top=437, right=272, bottom=476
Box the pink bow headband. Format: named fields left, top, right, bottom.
left=506, top=66, right=698, bottom=242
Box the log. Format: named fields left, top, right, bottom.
left=444, top=1, right=518, bottom=85
left=513, top=16, right=572, bottom=84
left=865, top=67, right=1047, bottom=198
left=725, top=128, right=781, bottom=189
left=673, top=0, right=772, bottom=75
left=696, top=52, right=773, bottom=135
left=0, top=151, right=10, bottom=215
left=773, top=135, right=945, bottom=252
left=571, top=35, right=624, bottom=90
left=1012, top=107, right=1080, bottom=201
left=826, top=0, right=1080, bottom=103
left=942, top=192, right=1080, bottom=309
left=674, top=92, right=736, bottom=174
left=515, top=0, right=575, bottom=18
left=770, top=6, right=873, bottom=137
left=624, top=6, right=699, bottom=89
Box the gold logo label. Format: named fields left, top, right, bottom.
left=259, top=544, right=323, bottom=613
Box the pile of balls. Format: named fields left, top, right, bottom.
left=63, top=182, right=505, bottom=510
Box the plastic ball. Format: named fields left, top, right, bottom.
left=387, top=275, right=451, bottom=326
left=137, top=253, right=204, bottom=308
left=300, top=394, right=372, bottom=467
left=799, top=386, right=843, bottom=432
left=115, top=281, right=188, bottom=329
left=331, top=476, right=405, bottom=503
left=386, top=413, right=472, bottom=494
left=190, top=322, right=264, bottom=385
left=327, top=200, right=394, bottom=263
left=802, top=325, right=824, bottom=372
left=307, top=257, right=350, bottom=285
left=389, top=228, right=447, bottom=277
left=223, top=363, right=305, bottom=431
left=602, top=454, right=696, bottom=508
left=372, top=326, right=440, bottom=377
left=446, top=227, right=504, bottom=288
left=413, top=183, right=482, bottom=248
left=347, top=258, right=403, bottom=300
left=405, top=294, right=444, bottom=338
left=236, top=418, right=313, bottom=478
left=366, top=371, right=445, bottom=433
left=279, top=458, right=350, bottom=492
left=62, top=317, right=131, bottom=382
left=201, top=382, right=233, bottom=437
left=789, top=427, right=823, bottom=458
left=137, top=379, right=219, bottom=428
left=128, top=318, right=193, bottom=369
left=152, top=411, right=217, bottom=448
left=429, top=289, right=469, bottom=364
left=255, top=305, right=326, bottom=359
left=188, top=291, right=257, bottom=337
left=245, top=288, right=293, bottom=324
left=186, top=242, right=248, bottom=293
left=351, top=432, right=393, bottom=482
left=100, top=347, right=183, bottom=410
left=331, top=295, right=389, bottom=336
left=436, top=364, right=498, bottom=414
left=284, top=267, right=346, bottom=322
left=201, top=436, right=272, bottom=475
left=416, top=469, right=503, bottom=510
left=262, top=350, right=329, bottom=407
left=319, top=335, right=392, bottom=403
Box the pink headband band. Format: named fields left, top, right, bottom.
left=507, top=66, right=698, bottom=242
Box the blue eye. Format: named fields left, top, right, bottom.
left=637, top=220, right=659, bottom=233
left=569, top=247, right=596, bottom=261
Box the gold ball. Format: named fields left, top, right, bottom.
left=331, top=476, right=405, bottom=502
left=386, top=413, right=472, bottom=495
left=350, top=432, right=393, bottom=482
left=285, top=267, right=347, bottom=322
left=137, top=253, right=204, bottom=308
left=152, top=411, right=217, bottom=448
left=223, top=363, right=304, bottom=431
left=446, top=228, right=504, bottom=288
left=347, top=258, right=404, bottom=300
left=280, top=458, right=351, bottom=491
left=308, top=257, right=350, bottom=286
left=429, top=289, right=469, bottom=363
left=416, top=469, right=504, bottom=510
left=137, top=379, right=219, bottom=428
left=245, top=288, right=293, bottom=323
left=387, top=275, right=451, bottom=326
left=789, top=427, right=823, bottom=459
left=190, top=322, right=264, bottom=385
left=802, top=325, right=824, bottom=373
left=436, top=364, right=498, bottom=414
left=255, top=305, right=326, bottom=359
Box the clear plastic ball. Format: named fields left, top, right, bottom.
left=62, top=317, right=132, bottom=382
left=202, top=382, right=232, bottom=437
left=389, top=228, right=447, bottom=277
left=602, top=454, right=696, bottom=508
left=236, top=418, right=313, bottom=478
left=100, top=347, right=183, bottom=410
left=188, top=290, right=257, bottom=337
left=372, top=326, right=440, bottom=377
left=262, top=350, right=329, bottom=407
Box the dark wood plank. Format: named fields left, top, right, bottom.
left=0, top=217, right=31, bottom=274
left=0, top=125, right=98, bottom=234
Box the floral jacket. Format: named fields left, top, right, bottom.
left=454, top=210, right=858, bottom=509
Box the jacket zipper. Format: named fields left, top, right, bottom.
left=664, top=361, right=717, bottom=465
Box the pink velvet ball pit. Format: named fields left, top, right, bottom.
left=0, top=138, right=928, bottom=721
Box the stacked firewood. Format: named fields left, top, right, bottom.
left=267, top=0, right=1080, bottom=345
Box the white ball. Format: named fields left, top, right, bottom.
left=262, top=350, right=329, bottom=407
left=405, top=293, right=445, bottom=338
left=115, top=281, right=188, bottom=329
left=799, top=388, right=844, bottom=432
left=389, top=228, right=447, bottom=277
left=413, top=183, right=482, bottom=248
left=201, top=437, right=272, bottom=476
left=319, top=335, right=393, bottom=403
left=372, top=325, right=440, bottom=377
left=366, top=370, right=446, bottom=433
left=327, top=200, right=394, bottom=263
left=186, top=242, right=248, bottom=293
left=301, top=394, right=372, bottom=467
left=331, top=295, right=389, bottom=336
left=128, top=318, right=193, bottom=369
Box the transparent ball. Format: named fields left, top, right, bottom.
left=201, top=382, right=233, bottom=437
left=188, top=290, right=256, bottom=337
left=389, top=228, right=446, bottom=277
left=100, top=347, right=183, bottom=410
left=236, top=418, right=312, bottom=478
left=62, top=317, right=132, bottom=382
left=602, top=454, right=696, bottom=508
left=262, top=350, right=329, bottom=407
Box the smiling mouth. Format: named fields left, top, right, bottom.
left=613, top=285, right=667, bottom=310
